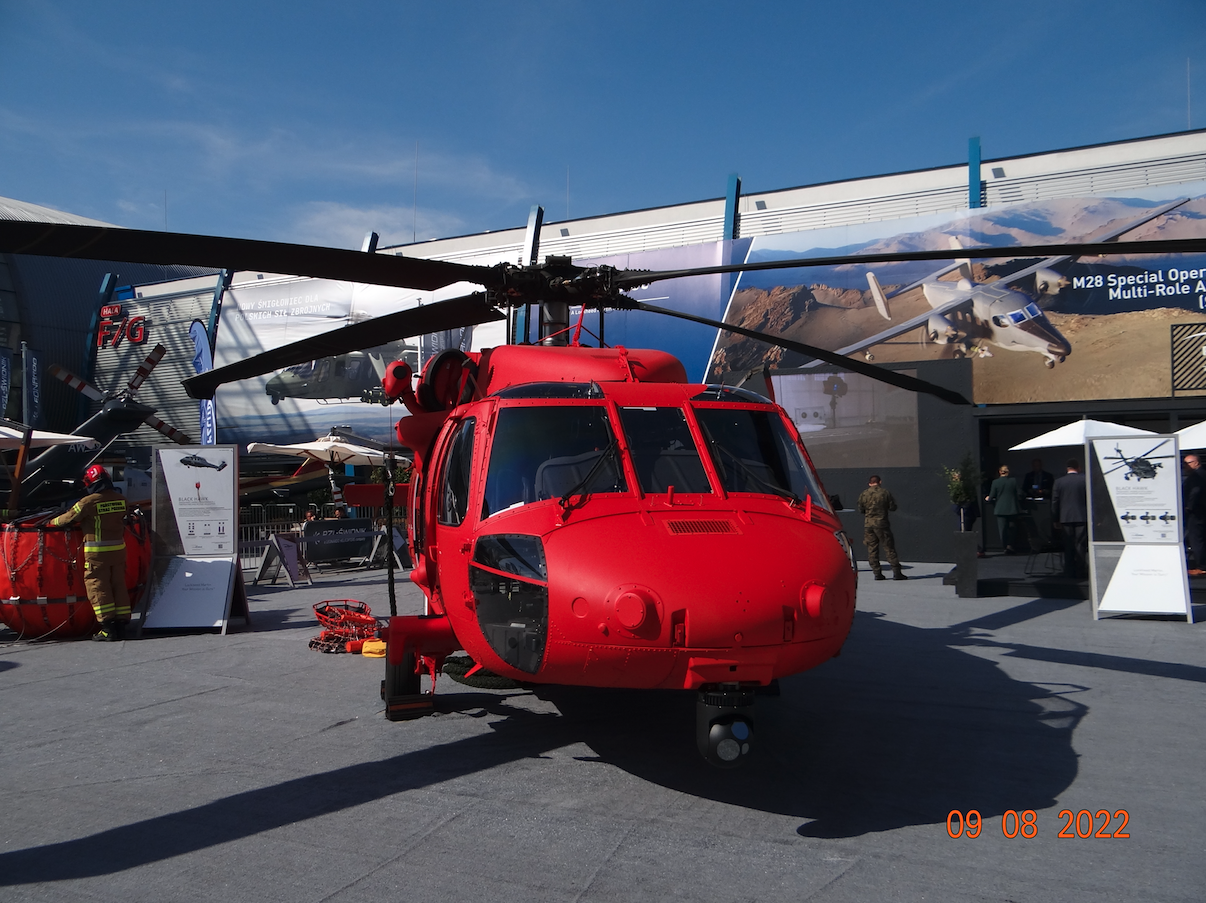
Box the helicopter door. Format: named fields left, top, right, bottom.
left=411, top=416, right=475, bottom=609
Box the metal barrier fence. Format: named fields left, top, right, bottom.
left=239, top=518, right=301, bottom=572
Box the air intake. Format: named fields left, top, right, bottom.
left=666, top=519, right=737, bottom=535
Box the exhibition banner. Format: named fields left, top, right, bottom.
left=122, top=181, right=1206, bottom=451
left=189, top=319, right=217, bottom=445
left=210, top=275, right=457, bottom=446
left=706, top=186, right=1206, bottom=406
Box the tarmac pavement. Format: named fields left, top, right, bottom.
left=1, top=561, right=1204, bottom=902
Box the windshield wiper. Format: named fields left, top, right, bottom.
left=559, top=438, right=621, bottom=514
left=709, top=440, right=799, bottom=502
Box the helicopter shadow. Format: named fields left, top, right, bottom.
left=0, top=610, right=1088, bottom=884
left=536, top=608, right=1087, bottom=838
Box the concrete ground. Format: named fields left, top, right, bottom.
left=1, top=561, right=1204, bottom=902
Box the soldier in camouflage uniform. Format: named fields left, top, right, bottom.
left=49, top=464, right=130, bottom=641
left=856, top=474, right=907, bottom=581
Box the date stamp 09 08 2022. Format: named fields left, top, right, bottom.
left=946, top=809, right=1130, bottom=839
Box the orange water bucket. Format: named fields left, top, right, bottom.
left=0, top=515, right=153, bottom=639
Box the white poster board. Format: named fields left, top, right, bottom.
left=1088, top=435, right=1193, bottom=621
left=144, top=446, right=247, bottom=633
left=142, top=557, right=239, bottom=629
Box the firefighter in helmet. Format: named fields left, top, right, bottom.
left=49, top=464, right=129, bottom=641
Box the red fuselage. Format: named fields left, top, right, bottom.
left=396, top=344, right=856, bottom=691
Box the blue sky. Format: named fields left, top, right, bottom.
left=2, top=1, right=1204, bottom=250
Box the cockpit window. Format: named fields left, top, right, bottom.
left=617, top=406, right=712, bottom=494
left=997, top=303, right=1045, bottom=328
left=694, top=407, right=830, bottom=508
left=438, top=417, right=476, bottom=526
left=691, top=385, right=772, bottom=404
left=493, top=382, right=604, bottom=399
left=482, top=406, right=626, bottom=517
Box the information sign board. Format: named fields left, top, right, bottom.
left=1088, top=435, right=1193, bottom=621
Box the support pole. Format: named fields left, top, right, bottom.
left=385, top=451, right=397, bottom=617
left=968, top=137, right=982, bottom=209
left=724, top=173, right=742, bottom=240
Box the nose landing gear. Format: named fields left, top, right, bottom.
left=697, top=686, right=755, bottom=768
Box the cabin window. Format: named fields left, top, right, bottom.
left=617, top=406, right=712, bottom=494
left=694, top=408, right=830, bottom=509
left=438, top=417, right=476, bottom=526
left=482, top=405, right=626, bottom=518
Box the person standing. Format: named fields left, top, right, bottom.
left=857, top=474, right=906, bottom=581
left=1182, top=453, right=1206, bottom=576
left=986, top=465, right=1024, bottom=553
left=49, top=464, right=129, bottom=641
left=1051, top=459, right=1088, bottom=578
left=1021, top=458, right=1054, bottom=500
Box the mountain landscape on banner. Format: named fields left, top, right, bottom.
left=709, top=193, right=1206, bottom=404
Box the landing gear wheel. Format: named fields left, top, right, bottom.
left=1044, top=358, right=1056, bottom=369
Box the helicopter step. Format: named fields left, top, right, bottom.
left=381, top=614, right=461, bottom=721
left=381, top=651, right=435, bottom=721
left=697, top=685, right=756, bottom=768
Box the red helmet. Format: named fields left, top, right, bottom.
left=83, top=464, right=109, bottom=491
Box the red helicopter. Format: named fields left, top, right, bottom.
left=5, top=215, right=1200, bottom=765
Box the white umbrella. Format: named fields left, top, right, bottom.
left=1176, top=420, right=1206, bottom=450
left=247, top=430, right=388, bottom=509
left=0, top=424, right=98, bottom=450
left=246, top=434, right=386, bottom=467
left=1009, top=419, right=1156, bottom=451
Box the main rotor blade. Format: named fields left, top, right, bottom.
left=0, top=221, right=495, bottom=292
left=630, top=301, right=972, bottom=405
left=613, top=236, right=1206, bottom=290
left=182, top=292, right=503, bottom=399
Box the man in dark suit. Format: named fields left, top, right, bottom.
left=1052, top=459, right=1088, bottom=578
left=1181, top=453, right=1206, bottom=576
left=1021, top=458, right=1054, bottom=500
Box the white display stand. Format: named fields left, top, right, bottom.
left=1087, top=435, right=1193, bottom=621
left=142, top=446, right=248, bottom=633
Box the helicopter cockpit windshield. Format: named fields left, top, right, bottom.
left=482, top=405, right=627, bottom=518
left=617, top=406, right=712, bottom=494
left=693, top=407, right=831, bottom=510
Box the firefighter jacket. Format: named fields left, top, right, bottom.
left=49, top=488, right=128, bottom=553
left=856, top=485, right=897, bottom=526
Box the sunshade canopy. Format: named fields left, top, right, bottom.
left=1009, top=419, right=1157, bottom=451
left=0, top=424, right=98, bottom=451
left=246, top=433, right=386, bottom=468
left=1176, top=420, right=1206, bottom=450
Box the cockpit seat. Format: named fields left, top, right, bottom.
left=535, top=450, right=610, bottom=500
left=649, top=449, right=710, bottom=493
